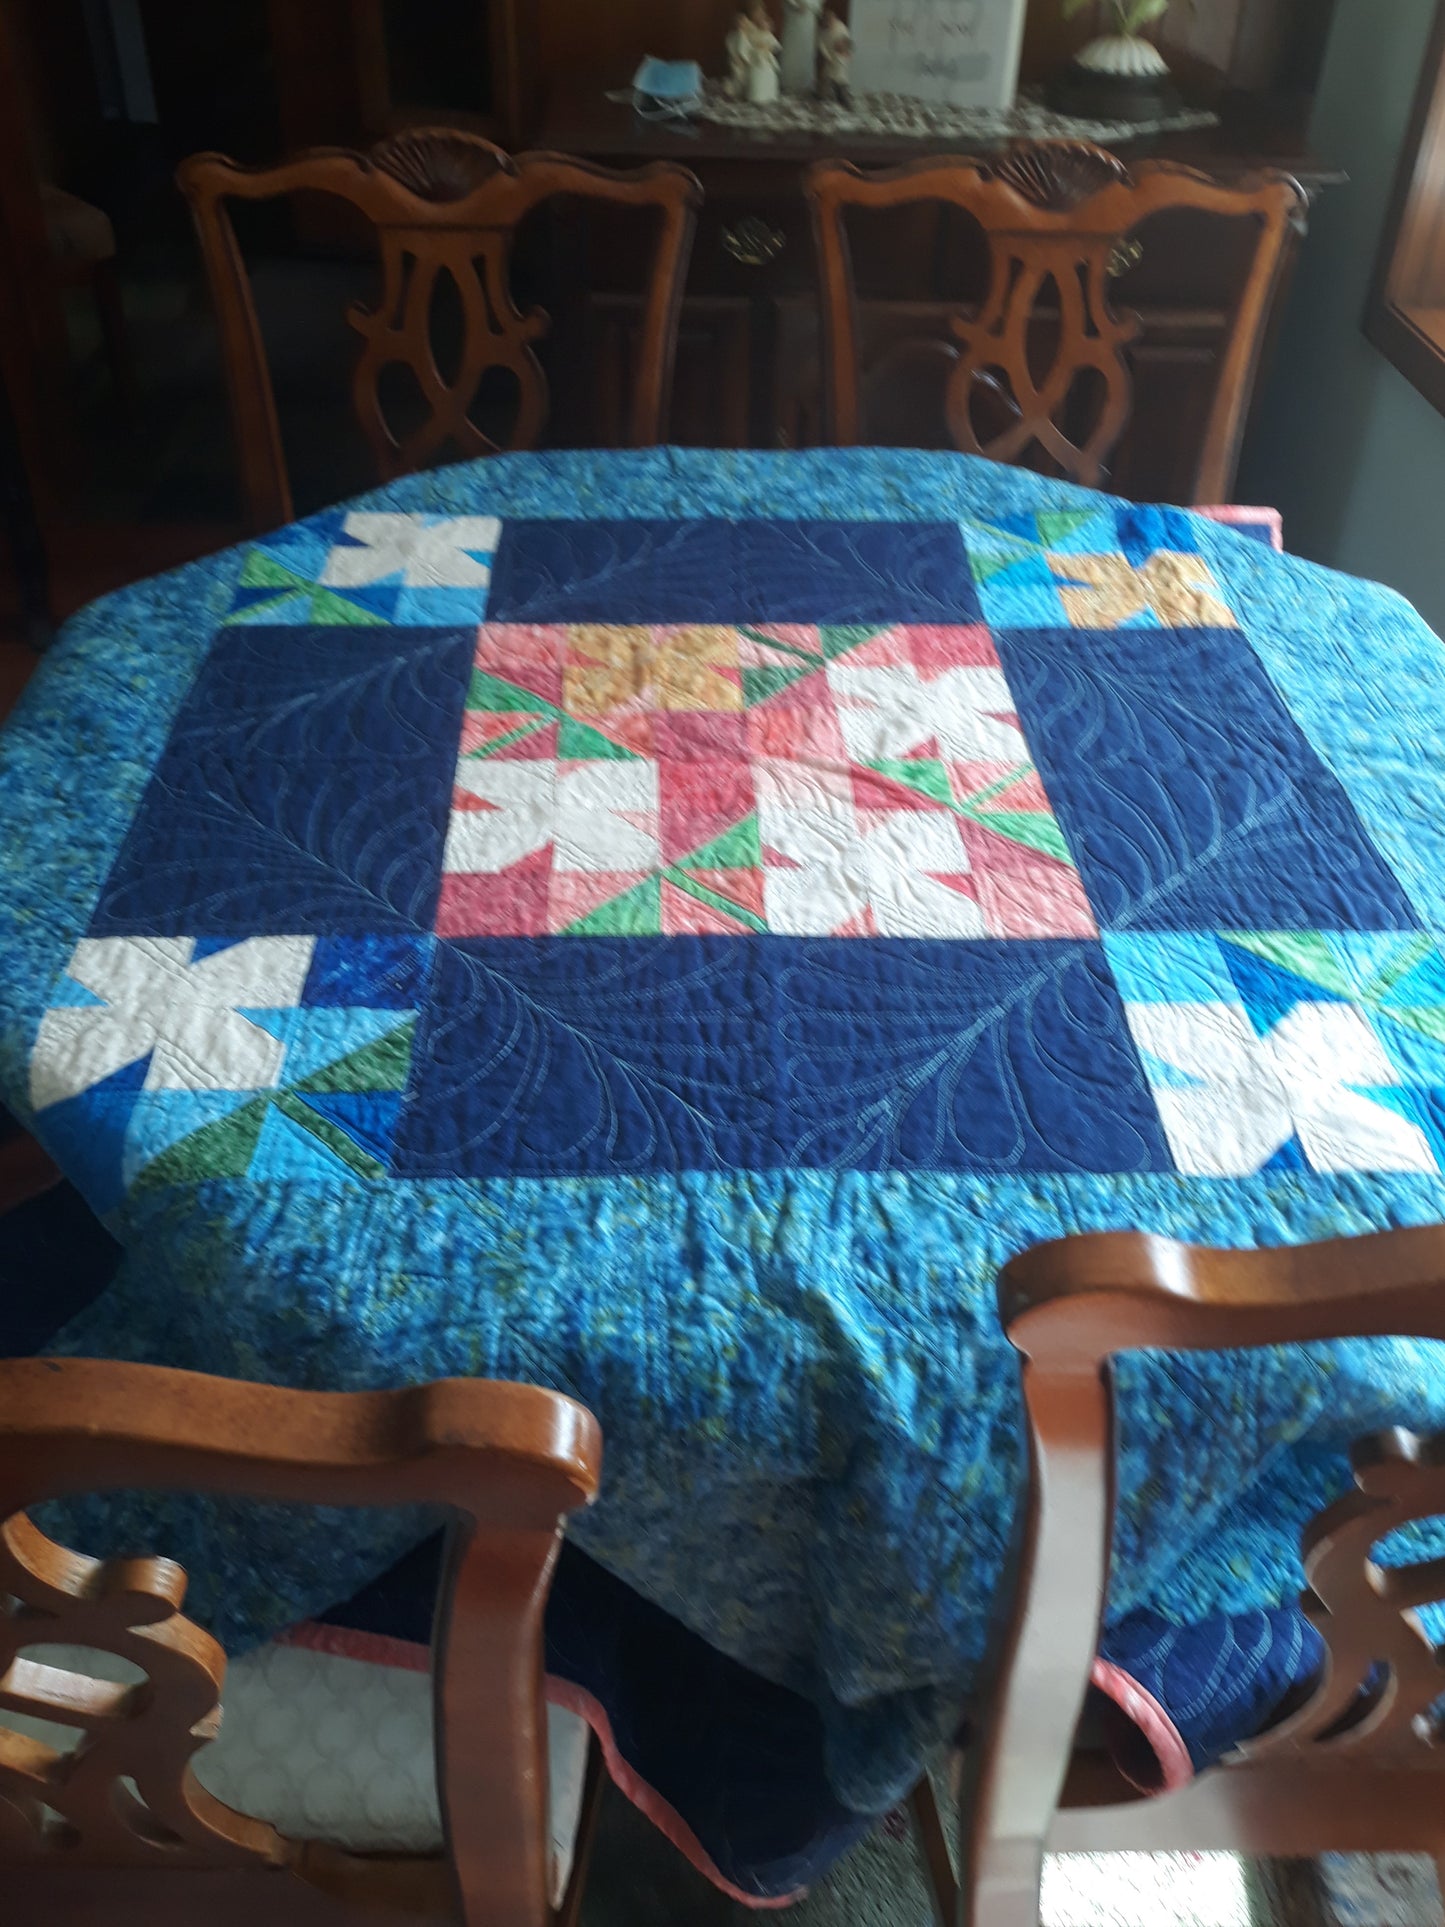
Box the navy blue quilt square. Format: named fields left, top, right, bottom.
left=774, top=939, right=1171, bottom=1171
left=89, top=626, right=475, bottom=937
left=485, top=520, right=982, bottom=625
left=390, top=936, right=1172, bottom=1177
left=995, top=626, right=1418, bottom=932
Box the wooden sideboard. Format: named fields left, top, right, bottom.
left=0, top=0, right=1343, bottom=624
left=537, top=82, right=1342, bottom=504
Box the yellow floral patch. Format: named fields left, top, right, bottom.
left=562, top=624, right=651, bottom=715
left=1049, top=551, right=1237, bottom=630
left=562, top=624, right=742, bottom=716
left=652, top=625, right=743, bottom=712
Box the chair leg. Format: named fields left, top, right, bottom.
left=552, top=1730, right=606, bottom=1927
left=911, top=1776, right=959, bottom=1927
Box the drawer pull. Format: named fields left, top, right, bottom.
left=1107, top=237, right=1145, bottom=279
left=722, top=217, right=786, bottom=268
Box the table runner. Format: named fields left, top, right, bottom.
left=5, top=449, right=1445, bottom=1831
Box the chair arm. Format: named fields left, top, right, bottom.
left=0, top=1359, right=602, bottom=1922
left=0, top=1357, right=600, bottom=1527
left=1000, top=1225, right=1445, bottom=1371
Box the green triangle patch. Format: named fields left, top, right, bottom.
left=466, top=718, right=550, bottom=760
left=1362, top=935, right=1438, bottom=1004
left=565, top=875, right=662, bottom=936
left=556, top=716, right=641, bottom=761
left=969, top=809, right=1074, bottom=866
left=133, top=1097, right=269, bottom=1191
left=296, top=1019, right=416, bottom=1096
left=957, top=763, right=1037, bottom=813
left=662, top=871, right=767, bottom=932
left=1036, top=510, right=1102, bottom=548
left=742, top=661, right=818, bottom=708
left=274, top=1091, right=387, bottom=1178
left=1223, top=933, right=1354, bottom=1001
left=468, top=670, right=560, bottom=718
left=230, top=549, right=386, bottom=626
left=225, top=593, right=291, bottom=624
left=303, top=585, right=387, bottom=627
left=241, top=550, right=310, bottom=591
left=969, top=550, right=1034, bottom=587
left=866, top=760, right=954, bottom=808
left=1373, top=1004, right=1445, bottom=1048
left=678, top=813, right=762, bottom=871
left=820, top=626, right=885, bottom=661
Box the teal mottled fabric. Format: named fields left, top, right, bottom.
left=4, top=449, right=1445, bottom=1814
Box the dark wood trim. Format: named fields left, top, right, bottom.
left=1365, top=297, right=1445, bottom=419
left=1365, top=0, right=1445, bottom=415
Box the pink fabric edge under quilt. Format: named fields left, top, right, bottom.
left=279, top=1619, right=803, bottom=1907
left=1197, top=504, right=1285, bottom=549
left=279, top=1620, right=1196, bottom=1904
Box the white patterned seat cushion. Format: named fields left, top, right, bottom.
left=5, top=1642, right=590, bottom=1909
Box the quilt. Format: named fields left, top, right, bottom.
left=6, top=449, right=1445, bottom=1860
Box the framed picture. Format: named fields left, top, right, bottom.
left=847, top=0, right=1029, bottom=110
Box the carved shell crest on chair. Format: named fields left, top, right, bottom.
left=369, top=129, right=517, bottom=201
left=988, top=143, right=1135, bottom=211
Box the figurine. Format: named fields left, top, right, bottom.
left=727, top=0, right=781, bottom=106
left=817, top=5, right=852, bottom=104
left=725, top=10, right=752, bottom=97
left=780, top=0, right=823, bottom=96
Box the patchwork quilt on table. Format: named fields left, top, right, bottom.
left=7, top=451, right=1445, bottom=1885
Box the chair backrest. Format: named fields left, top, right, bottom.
left=0, top=1357, right=601, bottom=1927
left=177, top=130, right=703, bottom=534
left=949, top=1227, right=1445, bottom=1927
left=805, top=143, right=1306, bottom=503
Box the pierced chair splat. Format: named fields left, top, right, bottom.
left=806, top=142, right=1306, bottom=502
left=178, top=130, right=703, bottom=532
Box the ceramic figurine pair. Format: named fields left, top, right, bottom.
left=726, top=0, right=782, bottom=103
left=726, top=0, right=851, bottom=105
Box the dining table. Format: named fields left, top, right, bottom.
left=6, top=446, right=1445, bottom=1900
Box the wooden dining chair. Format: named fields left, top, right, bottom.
left=805, top=144, right=1306, bottom=503
left=911, top=1225, right=1445, bottom=1927
left=0, top=1357, right=603, bottom=1927
left=177, top=131, right=703, bottom=534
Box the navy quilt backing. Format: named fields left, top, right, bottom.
left=6, top=450, right=1445, bottom=1883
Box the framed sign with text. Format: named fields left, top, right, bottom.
left=848, top=0, right=1029, bottom=110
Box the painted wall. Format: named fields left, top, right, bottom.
left=1239, top=0, right=1445, bottom=631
